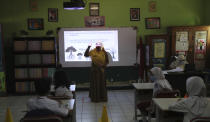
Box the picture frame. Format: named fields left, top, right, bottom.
left=149, top=1, right=156, bottom=12
left=89, top=3, right=99, bottom=16
left=130, top=8, right=140, bottom=21
left=28, top=18, right=44, bottom=30
left=29, top=0, right=38, bottom=11
left=84, top=16, right=105, bottom=27
left=145, top=17, right=160, bottom=29
left=48, top=8, right=58, bottom=22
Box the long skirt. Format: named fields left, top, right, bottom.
left=89, top=66, right=107, bottom=102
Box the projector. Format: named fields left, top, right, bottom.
left=63, top=0, right=85, bottom=10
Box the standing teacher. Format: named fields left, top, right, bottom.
left=84, top=42, right=109, bottom=102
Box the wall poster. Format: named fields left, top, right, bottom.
left=152, top=39, right=166, bottom=69
left=175, top=31, right=189, bottom=52
left=194, top=31, right=207, bottom=71
left=154, top=42, right=165, bottom=58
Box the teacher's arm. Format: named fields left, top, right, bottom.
left=84, top=46, right=91, bottom=57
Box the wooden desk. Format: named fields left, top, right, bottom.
left=50, top=84, right=76, bottom=98
left=50, top=84, right=76, bottom=92
left=132, top=83, right=154, bottom=120
left=49, top=85, right=76, bottom=122
left=165, top=71, right=209, bottom=97
left=153, top=98, right=210, bottom=122
left=153, top=98, right=184, bottom=122
left=61, top=99, right=76, bottom=122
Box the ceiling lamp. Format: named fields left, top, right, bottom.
left=64, top=0, right=85, bottom=10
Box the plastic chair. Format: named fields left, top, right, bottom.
left=190, top=117, right=210, bottom=122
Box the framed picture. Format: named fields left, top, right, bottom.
left=48, top=8, right=58, bottom=22
left=29, top=0, right=38, bottom=11
left=145, top=17, right=160, bottom=29
left=149, top=1, right=156, bottom=12
left=89, top=3, right=99, bottom=16
left=84, top=16, right=105, bottom=27
left=130, top=8, right=140, bottom=21
left=28, top=18, right=44, bottom=30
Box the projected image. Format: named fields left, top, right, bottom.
left=64, top=30, right=119, bottom=62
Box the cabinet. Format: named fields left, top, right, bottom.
left=168, top=26, right=210, bottom=70
left=13, top=37, right=57, bottom=93
left=146, top=34, right=170, bottom=69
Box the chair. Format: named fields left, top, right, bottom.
left=137, top=89, right=181, bottom=122
left=20, top=109, right=63, bottom=122
left=147, top=89, right=182, bottom=122
left=190, top=117, right=210, bottom=122
left=155, top=89, right=181, bottom=98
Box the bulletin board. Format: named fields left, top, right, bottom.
left=152, top=39, right=166, bottom=69
left=194, top=31, right=207, bottom=70
left=175, top=31, right=189, bottom=54
left=146, top=35, right=169, bottom=69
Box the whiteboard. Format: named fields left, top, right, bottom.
left=59, top=27, right=137, bottom=67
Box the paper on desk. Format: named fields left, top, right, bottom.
left=163, top=67, right=184, bottom=74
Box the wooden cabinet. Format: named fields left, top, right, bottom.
left=13, top=37, right=57, bottom=93
left=168, top=26, right=210, bottom=70
left=146, top=35, right=170, bottom=69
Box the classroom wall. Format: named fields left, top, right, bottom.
left=0, top=0, right=207, bottom=91
left=204, top=0, right=210, bottom=25
left=0, top=0, right=206, bottom=41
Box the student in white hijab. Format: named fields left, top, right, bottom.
left=137, top=67, right=173, bottom=122
left=149, top=67, right=173, bottom=96
left=169, top=76, right=210, bottom=122
left=169, top=54, right=188, bottom=71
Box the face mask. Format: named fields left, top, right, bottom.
left=96, top=46, right=101, bottom=51
left=150, top=76, right=156, bottom=82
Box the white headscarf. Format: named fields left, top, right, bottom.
left=150, top=67, right=172, bottom=95
left=185, top=76, right=208, bottom=115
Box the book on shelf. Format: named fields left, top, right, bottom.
left=15, top=55, right=27, bottom=65
left=15, top=68, right=28, bottom=79
left=28, top=41, right=41, bottom=51
left=47, top=68, right=56, bottom=79
left=42, top=54, right=55, bottom=64
left=42, top=40, right=54, bottom=51
left=28, top=54, right=41, bottom=65
left=29, top=68, right=42, bottom=78
left=14, top=41, right=27, bottom=51
left=16, top=81, right=35, bottom=93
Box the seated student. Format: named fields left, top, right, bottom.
left=169, top=76, right=210, bottom=122
left=27, top=78, right=70, bottom=117
left=137, top=67, right=173, bottom=122
left=169, top=54, right=188, bottom=71
left=53, top=70, right=73, bottom=98
left=150, top=67, right=173, bottom=96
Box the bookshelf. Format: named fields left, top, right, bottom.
left=13, top=37, right=57, bottom=93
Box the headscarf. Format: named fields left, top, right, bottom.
left=150, top=67, right=172, bottom=95
left=96, top=42, right=102, bottom=47
left=185, top=76, right=208, bottom=115
left=170, top=55, right=188, bottom=70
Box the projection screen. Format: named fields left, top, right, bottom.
left=59, top=27, right=136, bottom=67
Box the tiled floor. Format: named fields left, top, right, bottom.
left=0, top=90, right=137, bottom=122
